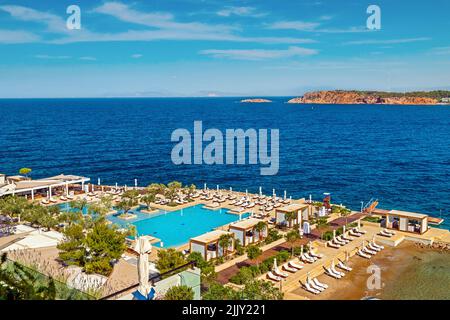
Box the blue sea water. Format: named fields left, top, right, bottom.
left=0, top=98, right=449, bottom=229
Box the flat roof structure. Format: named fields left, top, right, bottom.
left=276, top=203, right=309, bottom=213
left=229, top=218, right=262, bottom=230
left=190, top=230, right=232, bottom=244
left=388, top=210, right=428, bottom=220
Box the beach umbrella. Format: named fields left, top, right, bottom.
left=284, top=190, right=287, bottom=200
left=272, top=189, right=275, bottom=196
left=216, top=185, right=219, bottom=192
left=115, top=182, right=118, bottom=188
left=343, top=225, right=346, bottom=235
left=98, top=178, right=101, bottom=186
left=229, top=187, right=232, bottom=192
left=273, top=258, right=278, bottom=271
left=133, top=237, right=153, bottom=299
left=333, top=229, right=336, bottom=239
left=239, top=213, right=242, bottom=220
left=259, top=186, right=262, bottom=196
left=204, top=183, right=207, bottom=190
left=300, top=245, right=304, bottom=256
left=306, top=272, right=311, bottom=284
left=298, top=225, right=304, bottom=238
left=309, top=194, right=312, bottom=203
left=135, top=179, right=138, bottom=188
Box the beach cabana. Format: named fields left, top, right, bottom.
left=189, top=230, right=234, bottom=261
left=275, top=203, right=309, bottom=227
left=0, top=173, right=90, bottom=200
left=384, top=210, right=429, bottom=234
left=229, top=218, right=267, bottom=246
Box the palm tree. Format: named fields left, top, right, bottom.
left=254, top=221, right=267, bottom=242
left=218, top=234, right=233, bottom=259
left=285, top=230, right=300, bottom=257
left=284, top=212, right=296, bottom=228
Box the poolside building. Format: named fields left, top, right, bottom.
left=275, top=203, right=309, bottom=227
left=228, top=218, right=267, bottom=246
left=384, top=210, right=429, bottom=234
left=0, top=173, right=90, bottom=200
left=189, top=230, right=234, bottom=261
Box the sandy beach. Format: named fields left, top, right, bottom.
left=289, top=242, right=450, bottom=300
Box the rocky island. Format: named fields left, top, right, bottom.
left=288, top=90, right=450, bottom=105
left=240, top=98, right=272, bottom=103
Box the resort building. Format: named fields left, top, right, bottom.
left=275, top=203, right=309, bottom=227
left=189, top=230, right=234, bottom=261
left=229, top=218, right=267, bottom=246
left=0, top=173, right=90, bottom=200
left=384, top=210, right=429, bottom=234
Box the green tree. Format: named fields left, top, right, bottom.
left=164, top=285, right=194, bottom=300
left=156, top=248, right=187, bottom=274
left=254, top=221, right=267, bottom=241
left=285, top=230, right=300, bottom=257
left=238, top=280, right=283, bottom=300
left=19, top=168, right=32, bottom=178
left=218, top=234, right=233, bottom=259
left=0, top=253, right=56, bottom=300
left=141, top=193, right=155, bottom=208
left=202, top=283, right=236, bottom=300
left=187, top=252, right=216, bottom=286
left=246, top=245, right=262, bottom=268
left=284, top=212, right=296, bottom=228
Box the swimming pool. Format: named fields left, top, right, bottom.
left=108, top=204, right=249, bottom=248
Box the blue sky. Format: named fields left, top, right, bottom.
left=0, top=0, right=449, bottom=98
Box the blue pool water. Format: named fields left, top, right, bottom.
left=0, top=98, right=449, bottom=229
left=107, top=205, right=249, bottom=248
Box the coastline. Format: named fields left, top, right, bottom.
left=288, top=241, right=450, bottom=300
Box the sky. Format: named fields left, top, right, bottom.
left=0, top=0, right=449, bottom=98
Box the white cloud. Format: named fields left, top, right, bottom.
left=268, top=21, right=321, bottom=31
left=34, top=54, right=71, bottom=59
left=217, top=6, right=267, bottom=18
left=79, top=56, right=97, bottom=61
left=199, top=46, right=319, bottom=60
left=0, top=29, right=40, bottom=43
left=430, top=46, right=450, bottom=55
left=0, top=5, right=67, bottom=33
left=344, top=37, right=431, bottom=45
left=267, top=20, right=367, bottom=33
left=131, top=54, right=143, bottom=59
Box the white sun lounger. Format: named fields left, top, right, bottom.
left=349, top=229, right=362, bottom=237
left=303, top=281, right=320, bottom=294
left=288, top=260, right=304, bottom=270
left=331, top=265, right=345, bottom=277
left=356, top=227, right=367, bottom=234
left=301, top=254, right=315, bottom=264
left=368, top=243, right=382, bottom=252
left=337, top=260, right=353, bottom=272
left=336, top=235, right=349, bottom=244
left=325, top=267, right=341, bottom=279
left=371, top=241, right=384, bottom=250
left=267, top=272, right=282, bottom=282
left=308, top=279, right=325, bottom=292
left=309, top=251, right=324, bottom=259
left=341, top=234, right=354, bottom=241
left=312, top=278, right=328, bottom=290
left=283, top=263, right=298, bottom=273
left=357, top=249, right=372, bottom=259
left=327, top=241, right=340, bottom=249
left=333, top=238, right=346, bottom=246
left=274, top=268, right=289, bottom=278
left=357, top=249, right=371, bottom=259
left=363, top=247, right=377, bottom=255
left=304, top=252, right=318, bottom=261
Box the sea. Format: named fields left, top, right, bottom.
left=0, top=97, right=449, bottom=229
